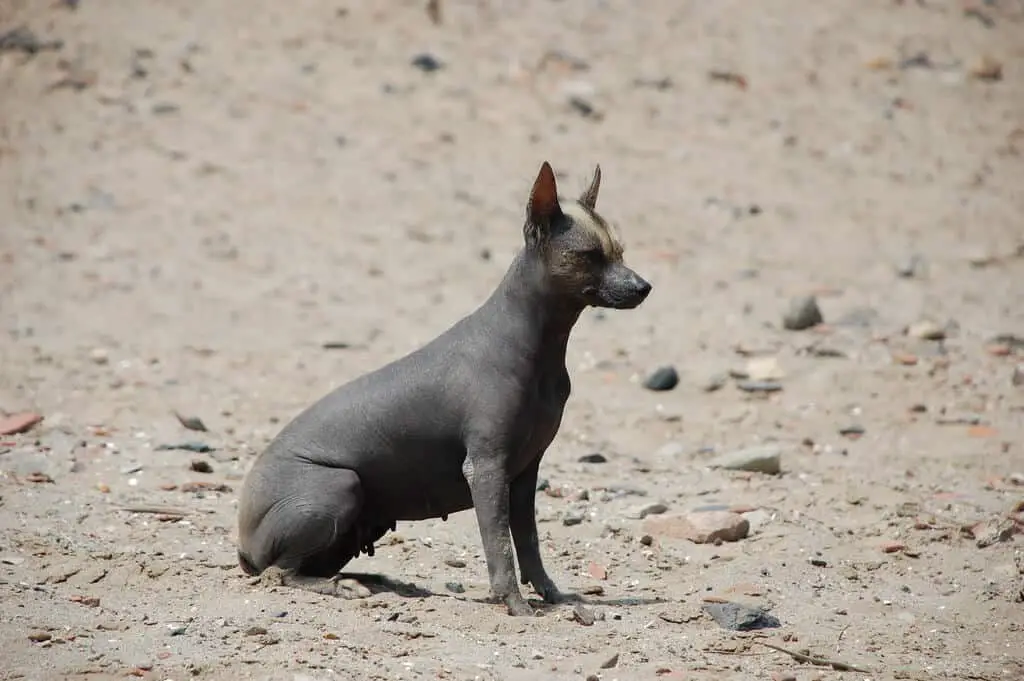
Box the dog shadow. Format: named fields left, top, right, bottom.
left=338, top=571, right=435, bottom=598
left=337, top=572, right=668, bottom=610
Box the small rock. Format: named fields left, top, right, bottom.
left=156, top=441, right=214, bottom=453
left=771, top=673, right=797, bottom=681
left=28, top=631, right=51, bottom=643
left=782, top=295, right=823, bottom=331
left=808, top=557, right=828, bottom=567
left=411, top=53, right=443, bottom=72
left=906, top=320, right=945, bottom=341
left=0, top=26, right=63, bottom=55
left=567, top=95, right=602, bottom=120
left=626, top=502, right=668, bottom=519
left=744, top=357, right=784, bottom=381
left=572, top=603, right=596, bottom=626
left=969, top=54, right=1002, bottom=81
left=90, top=348, right=109, bottom=365
left=189, top=459, right=213, bottom=473
left=166, top=623, right=187, bottom=636
left=578, top=453, right=607, bottom=464
left=0, top=411, right=44, bottom=436
left=587, top=561, right=607, bottom=580
left=445, top=581, right=465, bottom=594
left=839, top=424, right=865, bottom=440
left=736, top=380, right=783, bottom=393
left=893, top=353, right=919, bottom=366
left=896, top=255, right=926, bottom=279
left=599, top=653, right=619, bottom=669
left=643, top=366, right=679, bottom=391
left=702, top=372, right=728, bottom=392
left=174, top=412, right=208, bottom=432
left=643, top=511, right=749, bottom=544
left=530, top=650, right=544, bottom=660
left=244, top=626, right=267, bottom=636
left=702, top=601, right=780, bottom=631
left=639, top=534, right=653, bottom=546
left=707, top=445, right=781, bottom=474
left=1012, top=365, right=1024, bottom=388
left=563, top=511, right=585, bottom=527
left=444, top=558, right=466, bottom=568
left=880, top=541, right=906, bottom=554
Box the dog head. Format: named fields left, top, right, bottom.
left=522, top=161, right=652, bottom=310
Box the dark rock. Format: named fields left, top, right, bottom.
left=568, top=96, right=601, bottom=120
left=410, top=53, right=443, bottom=72
left=782, top=295, right=823, bottom=330
left=174, top=412, right=208, bottom=432
left=0, top=27, right=63, bottom=55
left=643, top=366, right=679, bottom=391
left=578, top=453, right=607, bottom=464
left=445, top=581, right=465, bottom=594
left=702, top=601, right=781, bottom=631
left=572, top=603, right=596, bottom=626
left=156, top=441, right=214, bottom=453
left=189, top=459, right=213, bottom=473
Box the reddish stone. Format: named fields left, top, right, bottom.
left=644, top=511, right=750, bottom=544
left=0, top=411, right=43, bottom=435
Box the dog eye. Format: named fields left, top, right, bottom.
left=581, top=248, right=604, bottom=263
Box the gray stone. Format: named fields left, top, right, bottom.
left=702, top=601, right=781, bottom=631
left=625, top=502, right=668, bottom=520
left=736, top=380, right=783, bottom=393
left=707, top=445, right=782, bottom=474
left=644, top=366, right=679, bottom=391
left=782, top=295, right=823, bottom=330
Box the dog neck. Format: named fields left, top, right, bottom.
left=485, top=248, right=583, bottom=358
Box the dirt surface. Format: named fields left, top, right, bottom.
left=2, top=1, right=1024, bottom=679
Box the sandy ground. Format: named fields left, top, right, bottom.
left=2, top=1, right=1024, bottom=679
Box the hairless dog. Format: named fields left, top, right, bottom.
left=237, top=162, right=652, bottom=616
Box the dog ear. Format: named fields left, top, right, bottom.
left=525, top=161, right=562, bottom=242
left=579, top=164, right=601, bottom=210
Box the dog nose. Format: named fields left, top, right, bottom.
left=636, top=277, right=652, bottom=300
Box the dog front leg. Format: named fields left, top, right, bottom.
left=509, top=456, right=564, bottom=604
left=462, top=449, right=533, bottom=617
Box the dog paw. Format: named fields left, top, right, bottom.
left=504, top=593, right=536, bottom=617
left=532, top=578, right=568, bottom=604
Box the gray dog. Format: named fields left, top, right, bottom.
left=237, top=162, right=652, bottom=616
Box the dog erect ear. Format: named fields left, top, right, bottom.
left=525, top=161, right=562, bottom=242
left=579, top=164, right=601, bottom=210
